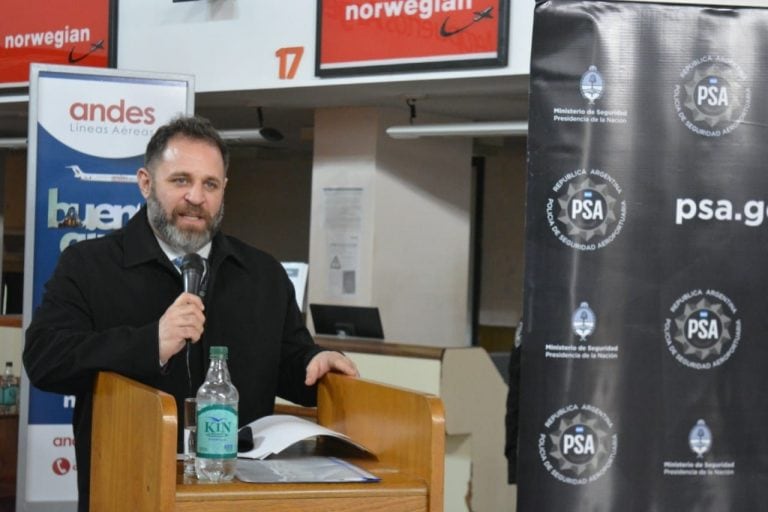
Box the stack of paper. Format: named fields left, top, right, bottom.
left=235, top=415, right=378, bottom=484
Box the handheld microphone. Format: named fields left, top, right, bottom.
left=179, top=253, right=206, bottom=395
left=180, top=253, right=206, bottom=296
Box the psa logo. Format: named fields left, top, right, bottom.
left=663, top=289, right=741, bottom=370
left=539, top=404, right=617, bottom=485
left=547, top=169, right=626, bottom=251
left=673, top=55, right=751, bottom=137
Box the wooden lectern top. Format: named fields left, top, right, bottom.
left=91, top=371, right=444, bottom=512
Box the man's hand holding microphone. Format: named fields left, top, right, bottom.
left=159, top=254, right=206, bottom=365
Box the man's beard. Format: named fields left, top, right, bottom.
left=146, top=190, right=224, bottom=253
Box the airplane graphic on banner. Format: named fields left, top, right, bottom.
left=66, top=165, right=137, bottom=183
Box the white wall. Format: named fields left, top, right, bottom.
left=374, top=109, right=473, bottom=345
left=308, top=107, right=379, bottom=307
left=309, top=107, right=473, bottom=346
left=0, top=326, right=22, bottom=375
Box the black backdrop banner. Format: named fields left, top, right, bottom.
left=518, top=1, right=768, bottom=510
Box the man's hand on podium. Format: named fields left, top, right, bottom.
left=305, top=351, right=359, bottom=386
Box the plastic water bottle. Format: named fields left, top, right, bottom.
left=195, top=346, right=239, bottom=482
left=0, top=361, right=19, bottom=415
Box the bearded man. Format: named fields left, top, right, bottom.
left=24, top=116, right=357, bottom=512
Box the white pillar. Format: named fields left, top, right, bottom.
left=309, top=107, right=473, bottom=347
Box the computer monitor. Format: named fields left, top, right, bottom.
left=309, top=304, right=384, bottom=340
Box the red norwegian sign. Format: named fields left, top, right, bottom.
left=0, top=0, right=115, bottom=85
left=316, top=0, right=508, bottom=76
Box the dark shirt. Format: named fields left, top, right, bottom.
left=24, top=206, right=323, bottom=511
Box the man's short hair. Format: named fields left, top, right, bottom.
left=144, top=115, right=230, bottom=173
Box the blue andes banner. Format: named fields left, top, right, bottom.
left=20, top=64, right=193, bottom=510
left=518, top=1, right=768, bottom=510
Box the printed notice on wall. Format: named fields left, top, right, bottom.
left=323, top=187, right=363, bottom=297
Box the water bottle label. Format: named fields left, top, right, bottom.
left=1, top=386, right=17, bottom=406
left=196, top=404, right=237, bottom=458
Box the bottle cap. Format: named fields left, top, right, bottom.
left=209, top=346, right=228, bottom=359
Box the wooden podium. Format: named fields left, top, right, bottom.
left=90, top=371, right=445, bottom=512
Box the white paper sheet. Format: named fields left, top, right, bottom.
left=237, top=414, right=372, bottom=460
left=235, top=456, right=380, bottom=483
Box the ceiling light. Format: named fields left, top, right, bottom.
left=0, top=138, right=26, bottom=149
left=0, top=94, right=29, bottom=104
left=386, top=121, right=528, bottom=139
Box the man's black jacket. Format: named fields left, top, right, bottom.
left=24, top=206, right=323, bottom=511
